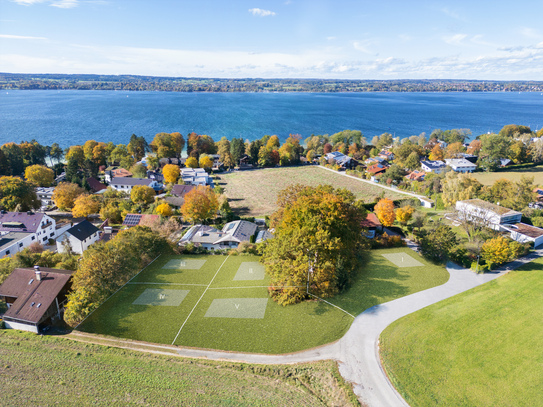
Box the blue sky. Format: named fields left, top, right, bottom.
left=1, top=0, right=542, bottom=79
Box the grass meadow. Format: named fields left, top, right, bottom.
left=78, top=249, right=449, bottom=354
left=471, top=165, right=543, bottom=186
left=380, top=258, right=543, bottom=407
left=218, top=166, right=405, bottom=217
left=0, top=330, right=359, bottom=407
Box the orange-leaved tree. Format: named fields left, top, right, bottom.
left=155, top=202, right=173, bottom=217
left=52, top=182, right=85, bottom=210
left=180, top=185, right=219, bottom=224
left=375, top=198, right=396, bottom=227
left=429, top=144, right=444, bottom=161
left=162, top=164, right=180, bottom=184
left=72, top=194, right=101, bottom=219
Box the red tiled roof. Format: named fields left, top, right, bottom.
left=112, top=168, right=132, bottom=178
left=366, top=164, right=387, bottom=174
left=361, top=212, right=382, bottom=228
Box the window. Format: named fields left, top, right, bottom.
left=50, top=232, right=54, bottom=237
left=42, top=237, right=47, bottom=242
left=6, top=250, right=10, bottom=255
left=19, top=242, right=23, bottom=247
left=31, top=236, right=35, bottom=241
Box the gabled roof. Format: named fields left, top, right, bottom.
left=170, top=184, right=195, bottom=197
left=406, top=170, right=426, bottom=181
left=122, top=214, right=160, bottom=227
left=420, top=160, right=446, bottom=170
left=366, top=163, right=388, bottom=174
left=66, top=220, right=99, bottom=241
left=111, top=168, right=132, bottom=178
left=216, top=220, right=257, bottom=244
left=111, top=177, right=153, bottom=186
left=503, top=223, right=543, bottom=238
left=0, top=267, right=73, bottom=324
left=361, top=212, right=382, bottom=228
left=0, top=212, right=46, bottom=234
left=87, top=177, right=107, bottom=192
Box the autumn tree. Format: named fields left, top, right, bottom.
left=162, top=164, right=180, bottom=184
left=429, top=144, right=444, bottom=161
left=441, top=172, right=483, bottom=207
left=127, top=134, right=149, bottom=161
left=217, top=137, right=235, bottom=169
left=130, top=185, right=156, bottom=205
left=375, top=198, right=396, bottom=227
left=199, top=154, right=214, bottom=170
left=481, top=236, right=511, bottom=269
left=72, top=194, right=101, bottom=219
left=129, top=163, right=147, bottom=178
left=180, top=185, right=219, bottom=224
left=52, top=182, right=85, bottom=210
left=49, top=142, right=64, bottom=164
left=0, top=176, right=40, bottom=211
left=445, top=142, right=466, bottom=158
left=185, top=157, right=198, bottom=168
left=150, top=132, right=185, bottom=159
left=83, top=140, right=98, bottom=161
left=24, top=164, right=55, bottom=187
left=262, top=184, right=367, bottom=305
left=395, top=205, right=415, bottom=225
left=155, top=202, right=173, bottom=217
left=187, top=133, right=216, bottom=158
left=466, top=140, right=482, bottom=155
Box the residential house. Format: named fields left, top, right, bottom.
left=324, top=152, right=358, bottom=170
left=162, top=184, right=195, bottom=208
left=456, top=199, right=523, bottom=231
left=361, top=212, right=383, bottom=238
left=501, top=223, right=543, bottom=248
left=255, top=229, right=274, bottom=243
left=180, top=168, right=213, bottom=187
left=378, top=150, right=394, bottom=161
left=56, top=220, right=100, bottom=254
left=457, top=153, right=478, bottom=164
left=180, top=220, right=257, bottom=250
left=0, top=232, right=35, bottom=258
left=366, top=163, right=388, bottom=177
left=0, top=211, right=57, bottom=246
left=365, top=156, right=388, bottom=166
left=104, top=167, right=133, bottom=183
left=109, top=177, right=162, bottom=193
left=86, top=177, right=107, bottom=193
left=445, top=158, right=477, bottom=173
left=35, top=187, right=55, bottom=208
left=0, top=266, right=73, bottom=333
left=420, top=160, right=447, bottom=174
left=534, top=187, right=543, bottom=202
left=405, top=170, right=425, bottom=182
left=418, top=197, right=435, bottom=208
left=500, top=158, right=513, bottom=167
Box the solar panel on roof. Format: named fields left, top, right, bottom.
left=123, top=214, right=142, bottom=226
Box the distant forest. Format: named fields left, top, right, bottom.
left=1, top=73, right=542, bottom=93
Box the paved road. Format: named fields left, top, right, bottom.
left=68, top=250, right=542, bottom=406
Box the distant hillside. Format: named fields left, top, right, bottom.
left=1, top=73, right=542, bottom=93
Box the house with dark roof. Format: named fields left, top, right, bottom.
left=161, top=184, right=196, bottom=208
left=87, top=177, right=107, bottom=193
left=56, top=220, right=100, bottom=254
left=0, top=211, right=57, bottom=246
left=0, top=266, right=73, bottom=333
left=109, top=177, right=162, bottom=193
left=420, top=160, right=447, bottom=174
left=122, top=214, right=160, bottom=228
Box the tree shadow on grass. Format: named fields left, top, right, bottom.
left=310, top=300, right=330, bottom=316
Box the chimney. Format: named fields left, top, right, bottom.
left=34, top=265, right=41, bottom=281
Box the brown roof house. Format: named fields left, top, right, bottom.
left=361, top=212, right=383, bottom=238
left=0, top=266, right=73, bottom=333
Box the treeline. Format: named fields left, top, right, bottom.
left=1, top=73, right=542, bottom=92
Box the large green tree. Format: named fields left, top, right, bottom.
left=262, top=185, right=367, bottom=305
left=150, top=132, right=185, bottom=159
left=0, top=176, right=40, bottom=211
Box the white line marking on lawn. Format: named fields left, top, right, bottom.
left=307, top=293, right=356, bottom=319
left=171, top=255, right=231, bottom=345
left=127, top=282, right=207, bottom=286
left=208, top=285, right=305, bottom=290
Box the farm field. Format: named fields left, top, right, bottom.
left=77, top=249, right=449, bottom=354
left=0, top=330, right=358, bottom=407
left=380, top=258, right=543, bottom=407
left=471, top=165, right=543, bottom=186
left=218, top=166, right=406, bottom=217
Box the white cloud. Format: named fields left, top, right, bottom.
left=443, top=34, right=468, bottom=46
left=50, top=0, right=79, bottom=8
left=520, top=27, right=541, bottom=39
left=326, top=36, right=336, bottom=41
left=248, top=8, right=276, bottom=17
left=441, top=7, right=466, bottom=22
left=353, top=40, right=373, bottom=54
left=0, top=34, right=47, bottom=40
left=10, top=0, right=45, bottom=4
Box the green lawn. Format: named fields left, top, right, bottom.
left=78, top=250, right=449, bottom=354
left=219, top=166, right=405, bottom=217
left=380, top=259, right=543, bottom=407
left=471, top=165, right=543, bottom=186
left=0, top=330, right=358, bottom=407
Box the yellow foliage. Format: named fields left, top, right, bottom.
left=52, top=182, right=85, bottom=210
left=181, top=185, right=219, bottom=223
left=395, top=205, right=415, bottom=224
left=185, top=157, right=198, bottom=168
left=481, top=236, right=511, bottom=268
left=130, top=185, right=156, bottom=205
left=162, top=164, right=180, bottom=184
left=155, top=202, right=173, bottom=217
left=72, top=194, right=101, bottom=218
left=24, top=164, right=55, bottom=187
left=199, top=154, right=213, bottom=169
left=375, top=198, right=396, bottom=227
left=429, top=145, right=444, bottom=161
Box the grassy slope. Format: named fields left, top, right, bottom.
left=0, top=330, right=359, bottom=407
left=219, top=166, right=405, bottom=217
left=78, top=250, right=449, bottom=354
left=471, top=165, right=543, bottom=186
left=380, top=259, right=543, bottom=407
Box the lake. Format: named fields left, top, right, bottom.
left=1, top=90, right=542, bottom=147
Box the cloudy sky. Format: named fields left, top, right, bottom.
left=1, top=0, right=542, bottom=79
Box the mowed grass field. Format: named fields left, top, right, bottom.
left=380, top=258, right=543, bottom=407
left=0, top=330, right=359, bottom=407
left=218, top=166, right=406, bottom=216
left=471, top=165, right=543, bottom=186
left=78, top=249, right=449, bottom=354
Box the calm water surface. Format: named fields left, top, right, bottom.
left=1, top=90, right=542, bottom=147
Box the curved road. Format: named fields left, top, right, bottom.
left=69, top=251, right=542, bottom=406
